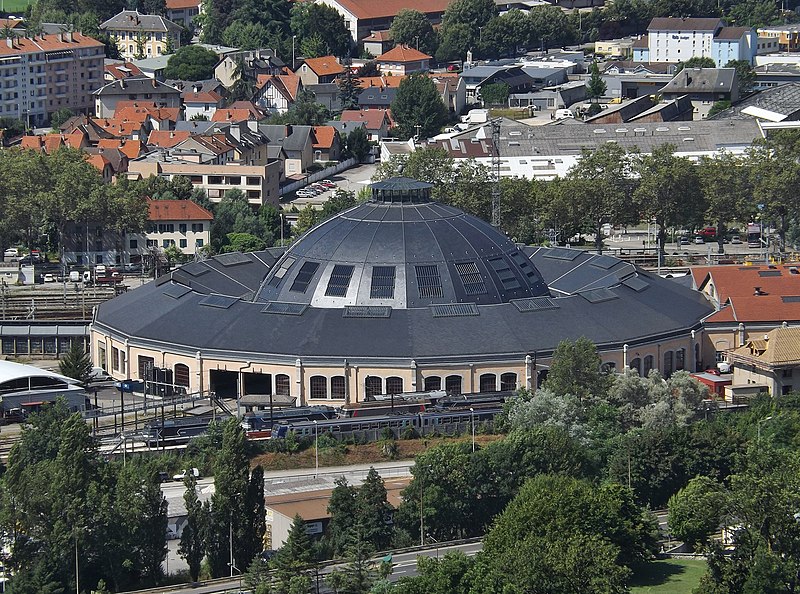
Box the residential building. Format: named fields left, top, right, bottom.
left=304, top=83, right=341, bottom=111
left=659, top=67, right=738, bottom=119
left=595, top=37, right=640, bottom=59
left=130, top=55, right=171, bottom=79
left=104, top=61, right=145, bottom=81
left=375, top=45, right=431, bottom=75
left=147, top=129, right=191, bottom=148
left=431, top=74, right=467, bottom=115
left=92, top=77, right=181, bottom=118
left=136, top=199, right=213, bottom=255
left=254, top=71, right=302, bottom=115
left=757, top=24, right=800, bottom=52
left=709, top=81, right=800, bottom=122
left=317, top=0, right=449, bottom=43
left=727, top=326, right=800, bottom=397
left=99, top=10, right=182, bottom=60
left=181, top=86, right=224, bottom=120
left=20, top=131, right=88, bottom=153
left=215, top=50, right=284, bottom=88
left=362, top=30, right=393, bottom=57
left=0, top=32, right=104, bottom=127
left=340, top=109, right=392, bottom=141
left=128, top=153, right=282, bottom=206
left=311, top=125, right=341, bottom=162
left=357, top=85, right=396, bottom=110
left=642, top=17, right=757, bottom=67
left=295, top=56, right=345, bottom=86
left=165, top=0, right=203, bottom=27
left=259, top=124, right=315, bottom=176
left=508, top=80, right=586, bottom=112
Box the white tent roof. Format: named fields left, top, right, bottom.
left=0, top=360, right=81, bottom=386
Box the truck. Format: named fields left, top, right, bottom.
left=460, top=109, right=489, bottom=125
left=747, top=222, right=762, bottom=248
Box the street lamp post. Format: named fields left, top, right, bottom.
left=470, top=407, right=475, bottom=452
left=313, top=419, right=319, bottom=477
left=757, top=415, right=774, bottom=443
left=292, top=35, right=297, bottom=71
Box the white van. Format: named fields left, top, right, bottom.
left=95, top=264, right=107, bottom=277
left=69, top=271, right=81, bottom=282
left=555, top=109, right=574, bottom=119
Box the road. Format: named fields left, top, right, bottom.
left=135, top=540, right=481, bottom=594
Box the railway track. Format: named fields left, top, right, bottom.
left=0, top=288, right=117, bottom=320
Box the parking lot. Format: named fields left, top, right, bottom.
left=282, top=163, right=377, bottom=210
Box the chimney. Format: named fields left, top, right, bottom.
left=754, top=286, right=763, bottom=296
left=6, top=38, right=12, bottom=48
left=738, top=323, right=745, bottom=345
left=66, top=31, right=73, bottom=42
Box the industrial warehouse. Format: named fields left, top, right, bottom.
left=90, top=178, right=713, bottom=405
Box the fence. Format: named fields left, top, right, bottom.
left=279, top=157, right=358, bottom=197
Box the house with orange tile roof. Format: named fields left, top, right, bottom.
left=311, top=126, right=342, bottom=162
left=20, top=131, right=89, bottom=153
left=340, top=109, right=392, bottom=141
left=376, top=45, right=431, bottom=75
left=0, top=32, right=104, bottom=127
left=295, top=56, right=345, bottom=86
left=362, top=30, right=393, bottom=57
left=727, top=326, right=800, bottom=397
left=136, top=199, right=213, bottom=256
left=104, top=61, right=145, bottom=81
left=691, top=263, right=800, bottom=370
left=93, top=77, right=182, bottom=118
left=147, top=129, right=192, bottom=148
left=92, top=117, right=149, bottom=141
left=114, top=103, right=181, bottom=130
left=254, top=71, right=302, bottom=114
left=165, top=0, right=203, bottom=28
left=85, top=153, right=117, bottom=183
left=317, top=0, right=450, bottom=43
left=182, top=87, right=224, bottom=120
left=98, top=138, right=144, bottom=160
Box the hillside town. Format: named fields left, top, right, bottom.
left=2, top=0, right=800, bottom=592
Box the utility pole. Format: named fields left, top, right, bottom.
left=490, top=118, right=501, bottom=228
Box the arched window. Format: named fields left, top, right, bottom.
left=629, top=358, right=641, bottom=377
left=695, top=343, right=701, bottom=372
left=386, top=376, right=404, bottom=395
left=500, top=372, right=517, bottom=391
left=174, top=363, right=190, bottom=389
left=310, top=376, right=327, bottom=399
left=643, top=355, right=654, bottom=377
left=601, top=361, right=616, bottom=374
left=445, top=375, right=462, bottom=395
left=424, top=376, right=442, bottom=391
left=676, top=348, right=686, bottom=371
left=365, top=376, right=382, bottom=399
left=275, top=374, right=291, bottom=396
left=331, top=376, right=346, bottom=399
left=663, top=351, right=674, bottom=377
left=479, top=373, right=497, bottom=392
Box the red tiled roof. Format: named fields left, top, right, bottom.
left=148, top=199, right=214, bottom=221
left=98, top=138, right=143, bottom=160
left=363, top=30, right=393, bottom=42
left=354, top=75, right=404, bottom=88
left=93, top=118, right=144, bottom=137
left=377, top=45, right=432, bottom=63
left=0, top=32, right=103, bottom=57
left=182, top=89, right=223, bottom=103
left=340, top=109, right=391, bottom=130
left=211, top=108, right=251, bottom=122
left=20, top=132, right=86, bottom=153
left=104, top=62, right=144, bottom=79
left=312, top=126, right=337, bottom=149
left=86, top=154, right=111, bottom=173
left=257, top=72, right=301, bottom=101
left=115, top=105, right=180, bottom=122
left=166, top=0, right=201, bottom=8
left=331, top=0, right=450, bottom=20
left=301, top=56, right=345, bottom=77
left=147, top=129, right=191, bottom=148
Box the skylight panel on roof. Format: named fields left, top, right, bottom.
left=542, top=247, right=581, bottom=261
left=488, top=256, right=521, bottom=290
left=589, top=254, right=618, bottom=270
left=290, top=261, right=320, bottom=293
left=510, top=252, right=538, bottom=279
left=268, top=256, right=296, bottom=287
left=325, top=264, right=355, bottom=297
left=415, top=265, right=443, bottom=299
left=215, top=252, right=251, bottom=266
left=431, top=303, right=479, bottom=317
left=454, top=261, right=487, bottom=296
left=262, top=301, right=307, bottom=315
left=199, top=294, right=239, bottom=309
left=163, top=284, right=191, bottom=299
left=758, top=270, right=782, bottom=277
left=622, top=276, right=649, bottom=292
left=579, top=288, right=618, bottom=303
left=370, top=266, right=396, bottom=299
left=181, top=265, right=210, bottom=277
left=511, top=297, right=559, bottom=312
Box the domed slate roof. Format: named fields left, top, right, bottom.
left=255, top=178, right=550, bottom=309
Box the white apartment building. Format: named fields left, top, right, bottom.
left=647, top=17, right=723, bottom=63
left=133, top=199, right=213, bottom=255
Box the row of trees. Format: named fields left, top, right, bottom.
left=375, top=129, right=800, bottom=256
left=0, top=148, right=149, bottom=265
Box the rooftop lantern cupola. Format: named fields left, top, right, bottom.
left=370, top=177, right=433, bottom=204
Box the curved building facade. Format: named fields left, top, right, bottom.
left=91, top=178, right=713, bottom=405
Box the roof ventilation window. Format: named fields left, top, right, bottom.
left=215, top=252, right=251, bottom=266
left=290, top=261, right=320, bottom=293
left=268, top=256, right=296, bottom=287
left=431, top=303, right=479, bottom=317
left=415, top=265, right=444, bottom=298
left=370, top=266, right=396, bottom=299
left=511, top=297, right=559, bottom=312
left=262, top=301, right=307, bottom=315
left=488, top=256, right=521, bottom=290
left=510, top=251, right=538, bottom=279
left=325, top=264, right=355, bottom=297
left=199, top=294, right=239, bottom=309
left=343, top=305, right=392, bottom=318
left=579, top=288, right=618, bottom=303
left=454, top=261, right=487, bottom=295
left=163, top=284, right=191, bottom=299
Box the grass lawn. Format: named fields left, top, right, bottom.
left=630, top=558, right=708, bottom=594
left=2, top=0, right=33, bottom=14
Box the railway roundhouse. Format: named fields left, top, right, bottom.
left=91, top=177, right=713, bottom=405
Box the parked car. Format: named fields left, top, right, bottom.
left=694, top=236, right=705, bottom=244
left=731, top=235, right=742, bottom=244
left=321, top=180, right=336, bottom=188
left=678, top=236, right=690, bottom=246
left=43, top=273, right=55, bottom=282
left=87, top=367, right=113, bottom=382
left=173, top=467, right=200, bottom=481
left=3, top=248, right=19, bottom=260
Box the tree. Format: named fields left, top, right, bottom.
left=393, top=552, right=476, bottom=594
left=633, top=144, right=705, bottom=265
left=707, top=99, right=731, bottom=117
left=698, top=152, right=753, bottom=254
left=270, top=90, right=331, bottom=125
left=271, top=514, right=314, bottom=594
left=544, top=337, right=612, bottom=403
left=527, top=4, right=577, bottom=49
left=667, top=476, right=724, bottom=550
left=50, top=108, right=74, bottom=129
left=675, top=56, right=716, bottom=71
left=438, top=0, right=496, bottom=59
left=210, top=189, right=266, bottom=252
left=357, top=468, right=393, bottom=552
left=291, top=2, right=351, bottom=57
left=325, top=477, right=359, bottom=557
left=725, top=59, right=756, bottom=96
left=337, top=65, right=362, bottom=111
left=292, top=204, right=320, bottom=237
left=566, top=143, right=636, bottom=254
left=479, top=82, right=510, bottom=106
left=586, top=60, right=607, bottom=101
left=163, top=45, right=219, bottom=80
left=223, top=232, right=268, bottom=253
left=391, top=74, right=450, bottom=140
left=222, top=21, right=272, bottom=51
left=344, top=126, right=371, bottom=162
left=179, top=473, right=206, bottom=582
left=390, top=9, right=437, bottom=55
left=59, top=341, right=93, bottom=385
